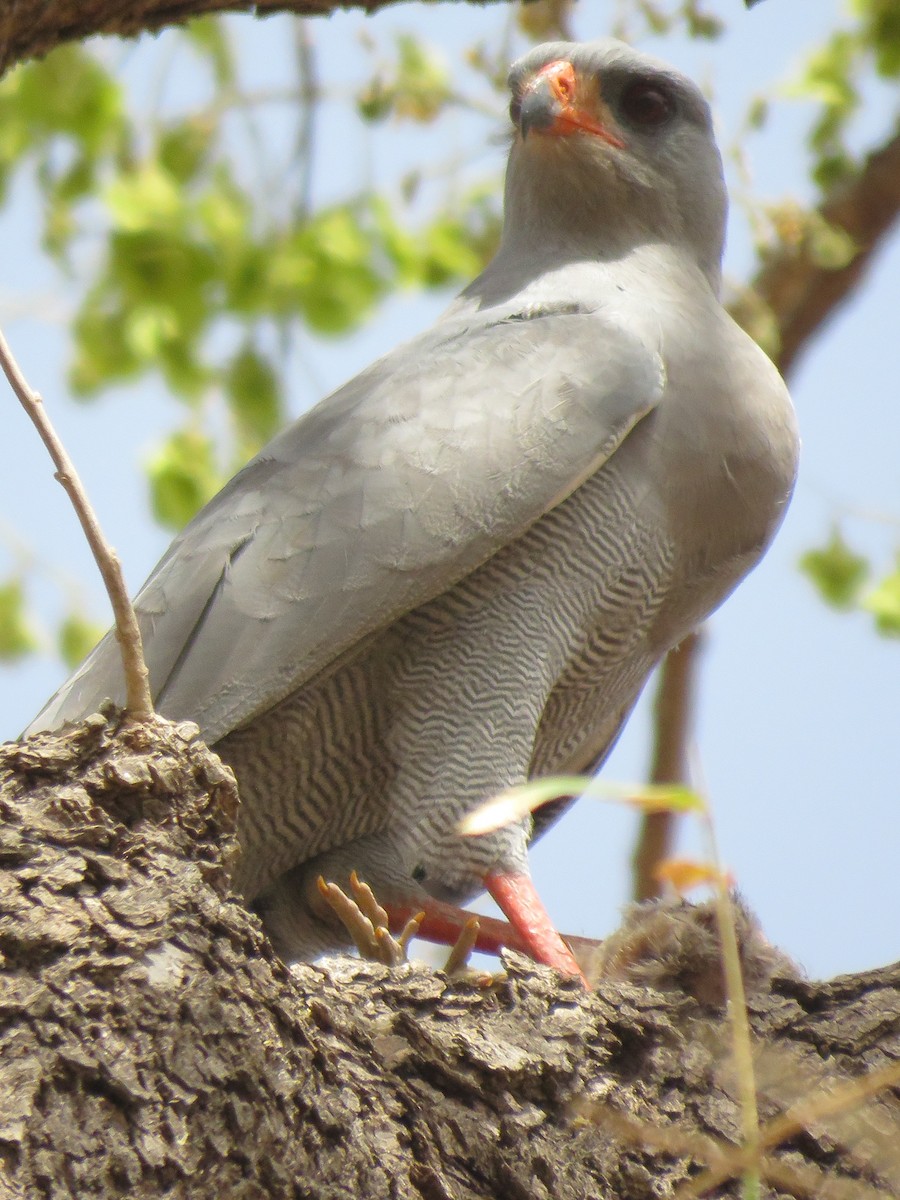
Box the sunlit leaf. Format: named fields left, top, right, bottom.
left=800, top=528, right=869, bottom=609
left=105, top=165, right=184, bottom=233
left=0, top=580, right=38, bottom=661
left=158, top=118, right=215, bottom=184
left=184, top=15, right=236, bottom=87
left=147, top=429, right=222, bottom=529
left=225, top=345, right=283, bottom=445
left=58, top=612, right=104, bottom=668
left=862, top=566, right=900, bottom=637
left=5, top=45, right=123, bottom=152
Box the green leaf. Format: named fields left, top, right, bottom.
left=789, top=32, right=860, bottom=111
left=418, top=214, right=484, bottom=287
left=855, top=0, right=900, bottom=77
left=0, top=579, right=38, bottom=661
left=806, top=213, right=858, bottom=270
left=147, top=429, right=222, bottom=529
left=863, top=566, right=900, bottom=636
left=393, top=35, right=450, bottom=122
left=5, top=45, right=123, bottom=153
left=105, top=164, right=184, bottom=233
left=58, top=613, right=104, bottom=668
left=184, top=16, right=236, bottom=88
left=800, top=529, right=869, bottom=609
left=225, top=345, right=283, bottom=445
left=272, top=207, right=385, bottom=334
left=158, top=118, right=215, bottom=184
left=70, top=299, right=143, bottom=395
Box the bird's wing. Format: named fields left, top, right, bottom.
left=28, top=309, right=665, bottom=742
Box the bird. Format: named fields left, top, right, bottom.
left=27, top=39, right=799, bottom=982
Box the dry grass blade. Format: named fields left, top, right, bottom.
left=461, top=776, right=703, bottom=837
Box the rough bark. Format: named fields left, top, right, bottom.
left=0, top=0, right=498, bottom=76
left=2, top=715, right=900, bottom=1199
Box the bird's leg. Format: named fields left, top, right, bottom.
left=485, top=871, right=589, bottom=987
left=357, top=877, right=591, bottom=986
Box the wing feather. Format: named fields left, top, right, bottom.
left=28, top=310, right=664, bottom=742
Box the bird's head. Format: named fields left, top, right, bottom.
left=502, top=39, right=727, bottom=289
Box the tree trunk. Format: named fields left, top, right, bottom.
left=2, top=716, right=899, bottom=1199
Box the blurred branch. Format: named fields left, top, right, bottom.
left=0, top=325, right=154, bottom=721
left=632, top=630, right=702, bottom=901
left=0, top=0, right=501, bottom=76
left=759, top=126, right=900, bottom=377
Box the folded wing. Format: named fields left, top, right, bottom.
left=27, top=309, right=665, bottom=743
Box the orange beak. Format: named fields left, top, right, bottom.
left=517, top=59, right=624, bottom=149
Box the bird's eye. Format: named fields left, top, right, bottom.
left=412, top=864, right=427, bottom=883
left=619, top=80, right=675, bottom=129
left=509, top=93, right=522, bottom=127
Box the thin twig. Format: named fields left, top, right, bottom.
left=0, top=325, right=154, bottom=721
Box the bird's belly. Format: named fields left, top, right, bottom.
left=219, top=655, right=398, bottom=898
left=220, top=451, right=767, bottom=900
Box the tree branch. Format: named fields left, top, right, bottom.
left=0, top=0, right=503, bottom=76
left=5, top=716, right=900, bottom=1198
left=0, top=325, right=154, bottom=721
left=758, top=127, right=900, bottom=377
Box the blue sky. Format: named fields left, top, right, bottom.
left=1, top=0, right=897, bottom=980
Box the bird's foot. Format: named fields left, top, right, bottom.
left=317, top=871, right=490, bottom=978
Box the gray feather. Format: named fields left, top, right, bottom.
left=25, top=38, right=800, bottom=966
left=29, top=313, right=661, bottom=743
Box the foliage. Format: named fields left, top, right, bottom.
left=0, top=2, right=898, bottom=671
left=0, top=578, right=37, bottom=661
left=801, top=527, right=900, bottom=638
left=785, top=0, right=900, bottom=188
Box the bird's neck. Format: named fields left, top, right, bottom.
left=459, top=237, right=717, bottom=320
left=496, top=143, right=725, bottom=295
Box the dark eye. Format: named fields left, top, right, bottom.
left=412, top=864, right=427, bottom=883
left=619, top=80, right=675, bottom=128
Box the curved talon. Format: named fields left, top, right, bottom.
left=317, top=875, right=379, bottom=958
left=396, top=911, right=425, bottom=956
left=443, top=916, right=481, bottom=976
left=349, top=870, right=390, bottom=930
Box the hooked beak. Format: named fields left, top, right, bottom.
left=516, top=59, right=624, bottom=149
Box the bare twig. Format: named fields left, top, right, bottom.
left=0, top=325, right=154, bottom=721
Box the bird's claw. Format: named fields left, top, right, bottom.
left=316, top=872, right=489, bottom=977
